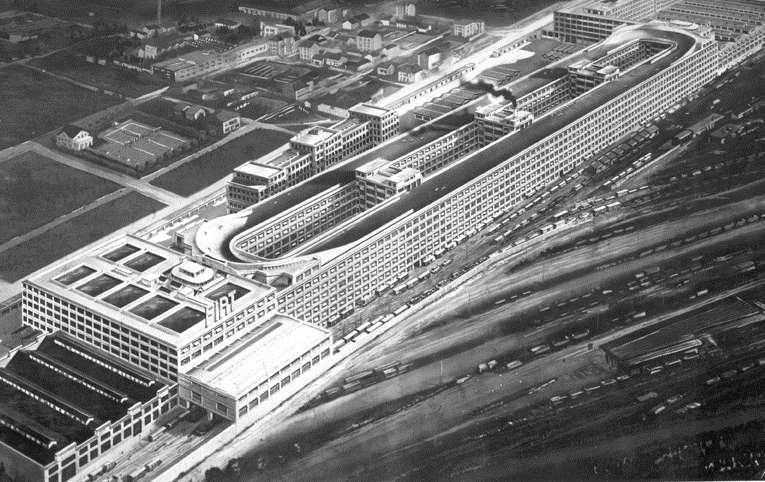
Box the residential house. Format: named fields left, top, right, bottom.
left=216, top=110, right=241, bottom=135
left=342, top=18, right=359, bottom=30
left=173, top=102, right=208, bottom=122
left=298, top=41, right=321, bottom=61
left=377, top=62, right=395, bottom=77
left=55, top=125, right=93, bottom=151
left=356, top=30, right=382, bottom=52
left=323, top=52, right=348, bottom=68
left=397, top=63, right=424, bottom=83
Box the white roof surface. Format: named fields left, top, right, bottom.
left=186, top=314, right=330, bottom=397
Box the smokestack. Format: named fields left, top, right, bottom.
left=157, top=0, right=162, bottom=26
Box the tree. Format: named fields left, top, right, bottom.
left=204, top=467, right=226, bottom=482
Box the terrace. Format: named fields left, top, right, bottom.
left=30, top=235, right=275, bottom=345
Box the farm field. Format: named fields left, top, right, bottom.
left=29, top=51, right=168, bottom=98
left=0, top=151, right=120, bottom=244
left=0, top=65, right=121, bottom=149
left=150, top=128, right=292, bottom=197
left=0, top=190, right=165, bottom=284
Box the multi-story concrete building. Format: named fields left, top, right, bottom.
left=153, top=40, right=269, bottom=82
left=454, top=19, right=486, bottom=38
left=553, top=0, right=677, bottom=43
left=22, top=236, right=280, bottom=383
left=21, top=235, right=334, bottom=428
left=355, top=158, right=423, bottom=208
left=226, top=103, right=399, bottom=212
left=194, top=23, right=721, bottom=328
left=356, top=30, right=382, bottom=52
left=475, top=104, right=534, bottom=144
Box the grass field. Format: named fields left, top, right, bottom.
left=150, top=128, right=293, bottom=196
left=0, top=65, right=121, bottom=150
left=0, top=191, right=165, bottom=283
left=0, top=151, right=120, bottom=244
left=29, top=51, right=168, bottom=98
left=418, top=0, right=559, bottom=27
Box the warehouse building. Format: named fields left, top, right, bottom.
left=0, top=331, right=169, bottom=482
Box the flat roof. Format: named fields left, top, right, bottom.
left=236, top=162, right=283, bottom=178
left=27, top=235, right=274, bottom=344
left=304, top=25, right=698, bottom=254
left=185, top=314, right=330, bottom=397
left=350, top=103, right=391, bottom=117
left=207, top=109, right=474, bottom=260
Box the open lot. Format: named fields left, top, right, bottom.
left=0, top=151, right=120, bottom=244
left=0, top=65, right=120, bottom=149
left=0, top=190, right=164, bottom=284
left=150, top=128, right=292, bottom=197
left=418, top=0, right=560, bottom=27
left=29, top=51, right=168, bottom=98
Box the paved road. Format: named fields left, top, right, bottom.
left=25, top=143, right=184, bottom=206
left=0, top=188, right=128, bottom=255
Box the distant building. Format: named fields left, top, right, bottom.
left=454, top=19, right=485, bottom=38
left=553, top=0, right=676, bottom=44
left=139, top=33, right=189, bottom=60
left=356, top=30, right=382, bottom=51
left=317, top=7, right=340, bottom=24
left=55, top=125, right=93, bottom=151
left=173, top=102, right=209, bottom=122
left=377, top=62, right=395, bottom=76
left=298, top=41, right=322, bottom=61
left=398, top=63, right=425, bottom=82
left=323, top=52, right=348, bottom=67
left=381, top=43, right=400, bottom=57
left=268, top=33, right=297, bottom=57
left=260, top=21, right=295, bottom=38
left=395, top=2, right=416, bottom=18
left=153, top=41, right=269, bottom=82
left=343, top=13, right=372, bottom=30
left=214, top=18, right=242, bottom=30
left=216, top=110, right=242, bottom=135
left=417, top=47, right=441, bottom=70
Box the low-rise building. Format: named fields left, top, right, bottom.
left=55, top=125, right=93, bottom=151
left=214, top=19, right=243, bottom=30
left=0, top=331, right=170, bottom=482
left=377, top=62, right=395, bottom=76
left=298, top=41, right=321, bottom=61
left=260, top=21, right=296, bottom=38
left=178, top=314, right=331, bottom=422
left=216, top=110, right=242, bottom=135
left=417, top=47, right=442, bottom=70
left=454, top=19, right=486, bottom=38
left=398, top=63, right=425, bottom=83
